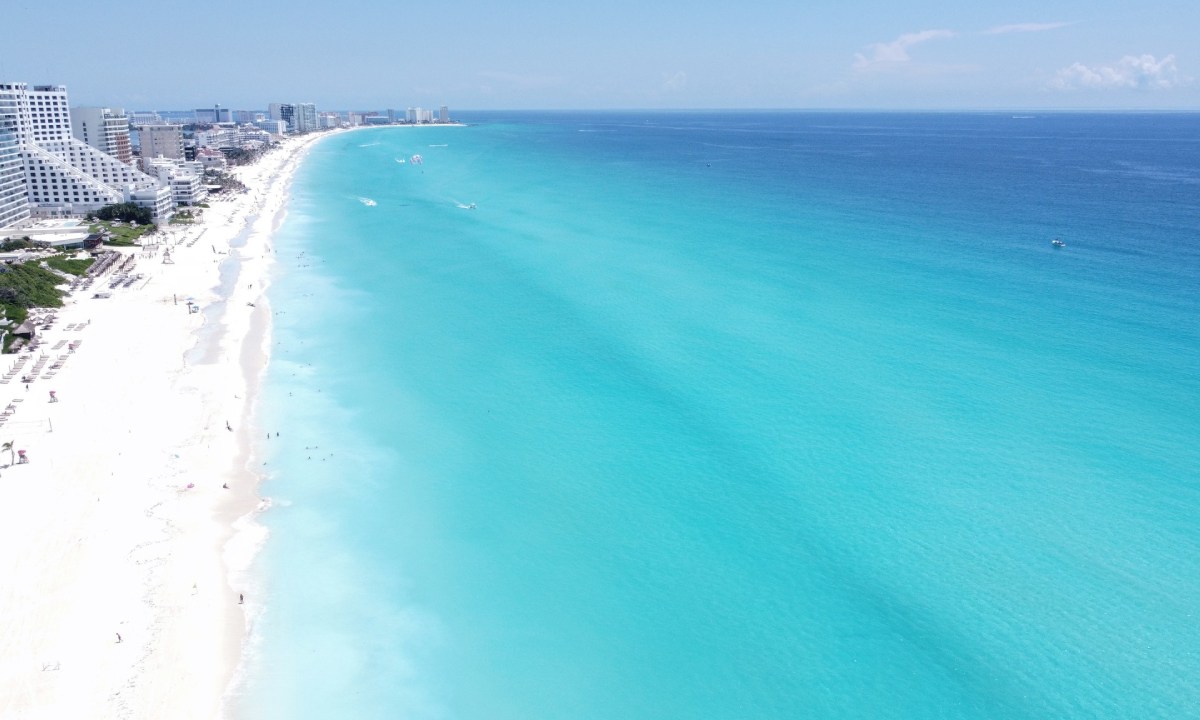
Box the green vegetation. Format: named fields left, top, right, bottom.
left=0, top=263, right=64, bottom=308
left=209, top=171, right=247, bottom=193
left=223, top=146, right=266, bottom=166
left=90, top=202, right=153, bottom=225
left=45, top=255, right=95, bottom=276
left=0, top=263, right=69, bottom=350
left=88, top=220, right=155, bottom=246
left=170, top=210, right=196, bottom=225
left=0, top=238, right=35, bottom=253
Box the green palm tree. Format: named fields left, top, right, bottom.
left=2, top=440, right=12, bottom=468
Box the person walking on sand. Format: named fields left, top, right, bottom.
left=48, top=390, right=57, bottom=403
left=116, top=633, right=121, bottom=643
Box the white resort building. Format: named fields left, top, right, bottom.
left=137, top=124, right=185, bottom=170
left=268, top=103, right=295, bottom=132
left=144, top=157, right=208, bottom=207
left=193, top=124, right=271, bottom=152
left=0, top=82, right=173, bottom=227
left=0, top=104, right=31, bottom=229
left=195, top=147, right=228, bottom=172
left=254, top=119, right=288, bottom=136
left=294, top=103, right=318, bottom=133
left=267, top=102, right=321, bottom=134
left=193, top=125, right=240, bottom=151
left=71, top=106, right=134, bottom=165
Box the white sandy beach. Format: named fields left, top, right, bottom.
left=0, top=131, right=331, bottom=719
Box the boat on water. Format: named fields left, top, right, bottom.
left=1051, top=238, right=1066, bottom=247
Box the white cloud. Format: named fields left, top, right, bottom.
left=984, top=22, right=1072, bottom=35
left=662, top=71, right=688, bottom=91
left=1051, top=54, right=1188, bottom=90
left=854, top=29, right=956, bottom=70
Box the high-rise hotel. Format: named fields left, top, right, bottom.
left=71, top=106, right=134, bottom=165
left=0, top=82, right=172, bottom=228
left=0, top=89, right=30, bottom=228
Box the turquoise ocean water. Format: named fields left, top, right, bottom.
left=237, top=113, right=1200, bottom=719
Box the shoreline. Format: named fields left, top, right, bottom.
left=0, top=129, right=336, bottom=719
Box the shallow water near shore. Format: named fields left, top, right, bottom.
left=239, top=113, right=1200, bottom=719
left=186, top=213, right=259, bottom=366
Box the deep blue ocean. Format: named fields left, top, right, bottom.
left=237, top=112, right=1200, bottom=719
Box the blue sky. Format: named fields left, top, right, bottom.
left=1, top=0, right=1196, bottom=111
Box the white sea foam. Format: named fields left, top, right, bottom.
left=358, top=197, right=377, bottom=207
left=219, top=510, right=270, bottom=718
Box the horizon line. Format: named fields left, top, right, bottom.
left=126, top=106, right=1200, bottom=115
